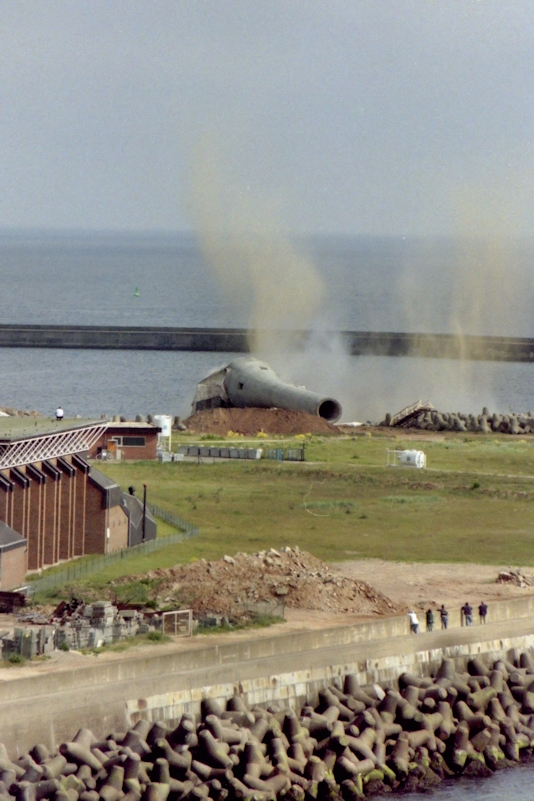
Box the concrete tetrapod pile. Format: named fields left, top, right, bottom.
left=383, top=408, right=534, bottom=434
left=3, top=653, right=534, bottom=800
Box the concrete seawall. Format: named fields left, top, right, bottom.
left=2, top=594, right=534, bottom=755
left=0, top=324, right=534, bottom=361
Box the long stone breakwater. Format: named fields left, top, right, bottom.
left=0, top=324, right=534, bottom=361
left=4, top=652, right=534, bottom=801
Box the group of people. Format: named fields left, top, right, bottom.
left=408, top=601, right=488, bottom=633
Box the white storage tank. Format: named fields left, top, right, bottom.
left=397, top=450, right=426, bottom=469
left=153, top=415, right=173, bottom=437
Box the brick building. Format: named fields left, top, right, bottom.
left=0, top=522, right=26, bottom=590
left=87, top=422, right=161, bottom=461
left=0, top=418, right=156, bottom=586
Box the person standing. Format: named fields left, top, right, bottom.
left=462, top=602, right=473, bottom=626
left=408, top=610, right=419, bottom=634
left=479, top=601, right=488, bottom=623
left=426, top=608, right=434, bottom=632
left=55, top=406, right=64, bottom=421
left=440, top=604, right=449, bottom=629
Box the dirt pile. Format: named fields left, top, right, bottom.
left=132, top=546, right=401, bottom=617
left=184, top=407, right=340, bottom=436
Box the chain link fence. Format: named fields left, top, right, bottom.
left=27, top=504, right=198, bottom=595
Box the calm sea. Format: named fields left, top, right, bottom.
left=1, top=231, right=534, bottom=796
left=397, top=764, right=534, bottom=800
left=0, top=230, right=533, bottom=421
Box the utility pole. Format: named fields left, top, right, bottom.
left=142, top=484, right=147, bottom=542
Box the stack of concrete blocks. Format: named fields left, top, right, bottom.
left=1, top=626, right=55, bottom=659
left=55, top=616, right=92, bottom=650
left=119, top=608, right=151, bottom=635
left=88, top=600, right=116, bottom=645
left=55, top=602, right=145, bottom=650
left=0, top=602, right=160, bottom=655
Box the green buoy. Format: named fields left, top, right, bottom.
left=134, top=286, right=140, bottom=297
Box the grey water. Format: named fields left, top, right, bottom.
left=0, top=230, right=533, bottom=421
left=397, top=763, right=534, bottom=800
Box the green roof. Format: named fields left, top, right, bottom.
left=0, top=417, right=105, bottom=443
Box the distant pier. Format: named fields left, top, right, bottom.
left=0, top=324, right=532, bottom=362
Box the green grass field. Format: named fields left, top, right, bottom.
left=93, top=432, right=534, bottom=573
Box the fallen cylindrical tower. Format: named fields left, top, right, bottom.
left=222, top=357, right=342, bottom=422
left=191, top=356, right=342, bottom=422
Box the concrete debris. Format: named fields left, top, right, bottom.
left=496, top=569, right=534, bottom=588
left=120, top=547, right=401, bottom=617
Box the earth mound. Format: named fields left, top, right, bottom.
left=184, top=407, right=340, bottom=436
left=125, top=546, right=401, bottom=618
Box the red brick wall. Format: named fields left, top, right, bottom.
left=26, top=471, right=44, bottom=570
left=0, top=545, right=27, bottom=590
left=42, top=471, right=60, bottom=566
left=73, top=462, right=87, bottom=557
left=0, top=454, right=132, bottom=570
left=0, top=478, right=11, bottom=526
left=58, top=468, right=75, bottom=562
left=11, top=481, right=29, bottom=542
left=89, top=428, right=159, bottom=460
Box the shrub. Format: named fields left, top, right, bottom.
left=147, top=630, right=165, bottom=641
left=58, top=642, right=70, bottom=651
left=7, top=653, right=24, bottom=664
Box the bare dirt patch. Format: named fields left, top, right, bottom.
left=184, top=407, right=340, bottom=436
left=334, top=558, right=534, bottom=613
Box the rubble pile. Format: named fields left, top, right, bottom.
left=496, top=569, right=534, bottom=589
left=382, top=407, right=534, bottom=435
left=3, top=653, right=534, bottom=798
left=184, top=408, right=340, bottom=436
left=132, top=547, right=400, bottom=618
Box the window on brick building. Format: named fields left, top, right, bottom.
left=122, top=436, right=146, bottom=447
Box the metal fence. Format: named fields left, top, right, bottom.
left=162, top=609, right=193, bottom=637
left=147, top=503, right=197, bottom=533
left=28, top=505, right=198, bottom=595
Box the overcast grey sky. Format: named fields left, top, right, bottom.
left=0, top=1, right=533, bottom=236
